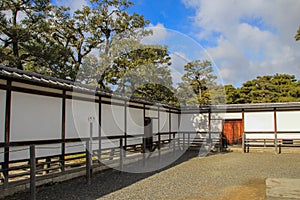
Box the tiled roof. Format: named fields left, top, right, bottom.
left=0, top=65, right=179, bottom=109
left=1, top=65, right=300, bottom=111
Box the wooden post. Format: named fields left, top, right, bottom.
left=183, top=133, right=186, bottom=150
left=274, top=108, right=278, bottom=154
left=86, top=140, right=91, bottom=185
left=61, top=90, right=66, bottom=172
left=208, top=109, right=211, bottom=146
left=124, top=101, right=127, bottom=157
left=98, top=96, right=102, bottom=162
left=158, top=106, right=161, bottom=161
left=242, top=109, right=245, bottom=153
left=170, top=110, right=175, bottom=153
left=30, top=145, right=36, bottom=200
left=143, top=105, right=146, bottom=167
left=4, top=80, right=12, bottom=185
left=219, top=133, right=222, bottom=152
left=178, top=110, right=181, bottom=150
left=242, top=133, right=245, bottom=153
left=119, top=138, right=123, bottom=172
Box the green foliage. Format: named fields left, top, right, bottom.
left=0, top=0, right=151, bottom=82
left=110, top=45, right=176, bottom=104
left=177, top=60, right=219, bottom=106
left=227, top=74, right=300, bottom=104
left=0, top=0, right=52, bottom=69
left=224, top=85, right=240, bottom=104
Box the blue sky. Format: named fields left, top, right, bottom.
left=129, top=0, right=194, bottom=34
left=55, top=0, right=300, bottom=87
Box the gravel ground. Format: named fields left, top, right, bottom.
left=3, top=150, right=300, bottom=200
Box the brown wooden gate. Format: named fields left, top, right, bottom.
left=223, top=120, right=243, bottom=145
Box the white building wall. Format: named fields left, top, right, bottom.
left=277, top=111, right=300, bottom=132
left=10, top=92, right=62, bottom=141
left=127, top=107, right=143, bottom=135
left=179, top=114, right=197, bottom=132
left=171, top=113, right=178, bottom=132
left=66, top=99, right=99, bottom=138
left=244, top=112, right=274, bottom=132
left=0, top=148, right=3, bottom=162
left=101, top=104, right=124, bottom=137
left=159, top=110, right=169, bottom=132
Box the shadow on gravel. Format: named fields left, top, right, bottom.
left=4, top=149, right=218, bottom=200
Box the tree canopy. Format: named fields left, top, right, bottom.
left=177, top=60, right=222, bottom=106
left=224, top=74, right=300, bottom=104
left=1, top=1, right=299, bottom=105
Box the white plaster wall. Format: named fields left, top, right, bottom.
left=277, top=133, right=300, bottom=139
left=277, top=111, right=300, bottom=132
left=0, top=148, right=3, bottom=162
left=146, top=109, right=158, bottom=118
left=161, top=134, right=170, bottom=141
left=127, top=107, right=143, bottom=135
left=152, top=118, right=158, bottom=134
left=10, top=146, right=29, bottom=161
left=244, top=112, right=274, bottom=132
left=65, top=142, right=85, bottom=154
left=179, top=113, right=209, bottom=132
left=196, top=114, right=209, bottom=132
left=245, top=133, right=275, bottom=139
left=224, top=113, right=242, bottom=119
left=10, top=92, right=62, bottom=141
left=0, top=89, right=5, bottom=143
left=101, top=139, right=119, bottom=149
left=127, top=137, right=143, bottom=146
left=66, top=141, right=99, bottom=153
left=171, top=113, right=178, bottom=132
left=211, top=112, right=241, bottom=120
left=66, top=99, right=99, bottom=138
left=36, top=144, right=61, bottom=158
left=210, top=119, right=223, bottom=132
left=159, top=111, right=169, bottom=132
left=179, top=114, right=197, bottom=132
left=101, top=104, right=124, bottom=137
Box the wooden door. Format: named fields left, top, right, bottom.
left=223, top=120, right=243, bottom=145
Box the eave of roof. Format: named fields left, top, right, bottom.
left=0, top=65, right=179, bottom=110
left=1, top=65, right=300, bottom=112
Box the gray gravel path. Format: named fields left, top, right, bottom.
left=3, top=151, right=300, bottom=200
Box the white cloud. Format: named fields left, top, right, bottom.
left=142, top=23, right=168, bottom=44
left=182, top=0, right=300, bottom=86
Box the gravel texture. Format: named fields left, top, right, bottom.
left=3, top=150, right=300, bottom=200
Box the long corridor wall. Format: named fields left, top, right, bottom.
left=1, top=66, right=300, bottom=163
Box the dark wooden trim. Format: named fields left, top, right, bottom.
left=169, top=109, right=172, bottom=141
left=208, top=109, right=211, bottom=142
left=142, top=104, right=146, bottom=153
left=66, top=95, right=97, bottom=103
left=98, top=97, right=102, bottom=161
left=158, top=106, right=161, bottom=150
left=124, top=101, right=127, bottom=148
left=274, top=108, right=278, bottom=153
left=242, top=109, right=245, bottom=134
left=61, top=91, right=66, bottom=172
left=0, top=84, right=7, bottom=90
left=4, top=80, right=12, bottom=184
